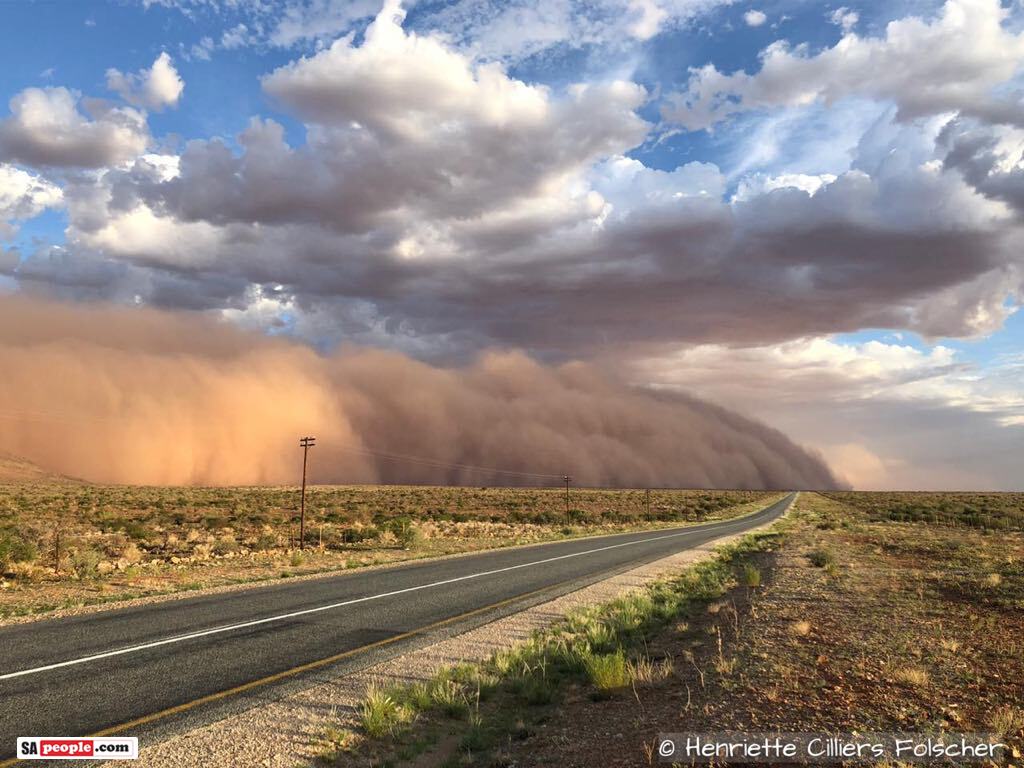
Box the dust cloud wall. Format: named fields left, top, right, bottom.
left=0, top=297, right=842, bottom=489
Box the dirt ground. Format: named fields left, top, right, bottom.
left=504, top=493, right=1023, bottom=767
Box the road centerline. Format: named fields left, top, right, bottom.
left=0, top=510, right=777, bottom=683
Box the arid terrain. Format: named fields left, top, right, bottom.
left=327, top=492, right=1024, bottom=767
left=0, top=478, right=770, bottom=621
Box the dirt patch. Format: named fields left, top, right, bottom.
left=503, top=492, right=1024, bottom=768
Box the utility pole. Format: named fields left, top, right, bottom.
left=645, top=489, right=651, bottom=521
left=563, top=475, right=571, bottom=523
left=299, top=436, right=316, bottom=550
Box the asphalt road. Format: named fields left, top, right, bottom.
left=0, top=493, right=794, bottom=760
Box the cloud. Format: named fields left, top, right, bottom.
left=152, top=0, right=730, bottom=59
left=106, top=52, right=184, bottom=110
left=743, top=9, right=767, bottom=27
left=0, top=164, right=63, bottom=238
left=665, top=0, right=1024, bottom=131
left=940, top=117, right=1024, bottom=216
left=133, top=2, right=648, bottom=235
left=0, top=294, right=840, bottom=489
left=269, top=0, right=380, bottom=47
left=15, top=99, right=1016, bottom=361
left=0, top=87, right=149, bottom=168
left=828, top=7, right=858, bottom=33
left=4, top=2, right=1021, bottom=377
left=633, top=335, right=1024, bottom=489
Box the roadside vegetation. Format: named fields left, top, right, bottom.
left=317, top=528, right=783, bottom=767
left=0, top=484, right=774, bottom=620
left=824, top=490, right=1024, bottom=531
left=327, top=492, right=1023, bottom=767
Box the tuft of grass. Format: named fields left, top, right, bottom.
left=988, top=704, right=1024, bottom=737
left=627, top=654, right=673, bottom=685
left=790, top=620, right=812, bottom=636
left=740, top=562, right=761, bottom=587
left=359, top=682, right=411, bottom=738
left=892, top=667, right=930, bottom=687
left=584, top=649, right=629, bottom=696
left=429, top=677, right=470, bottom=719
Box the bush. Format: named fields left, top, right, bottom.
left=0, top=530, right=37, bottom=571
left=388, top=517, right=423, bottom=549
left=807, top=547, right=837, bottom=568
left=212, top=537, right=239, bottom=556
left=70, top=547, right=101, bottom=579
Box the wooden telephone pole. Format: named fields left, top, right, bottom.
left=563, top=475, right=571, bottom=523
left=299, top=436, right=316, bottom=550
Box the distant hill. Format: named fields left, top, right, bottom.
left=0, top=454, right=82, bottom=484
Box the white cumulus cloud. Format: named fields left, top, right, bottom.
left=743, top=9, right=767, bottom=27
left=665, top=0, right=1024, bottom=131
left=106, top=52, right=184, bottom=110
left=0, top=164, right=63, bottom=237
left=0, top=87, right=149, bottom=168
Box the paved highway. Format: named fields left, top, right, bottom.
left=0, top=493, right=794, bottom=761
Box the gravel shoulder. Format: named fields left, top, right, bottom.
left=111, top=499, right=788, bottom=768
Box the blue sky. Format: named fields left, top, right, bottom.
left=1, top=0, right=1023, bottom=489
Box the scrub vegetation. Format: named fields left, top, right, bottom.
left=823, top=490, right=1024, bottom=531
left=330, top=492, right=1024, bottom=767
left=0, top=484, right=773, bottom=620
left=319, top=528, right=782, bottom=767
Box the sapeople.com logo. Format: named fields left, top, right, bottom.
left=16, top=737, right=139, bottom=760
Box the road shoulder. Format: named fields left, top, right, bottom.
left=116, top=500, right=789, bottom=768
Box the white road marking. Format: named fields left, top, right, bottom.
left=0, top=498, right=789, bottom=682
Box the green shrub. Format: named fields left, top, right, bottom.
left=70, top=547, right=101, bottom=578
left=584, top=650, right=628, bottom=696
left=740, top=562, right=762, bottom=587
left=0, top=530, right=37, bottom=570
left=807, top=547, right=837, bottom=568
left=388, top=517, right=423, bottom=549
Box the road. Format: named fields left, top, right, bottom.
left=0, top=493, right=795, bottom=761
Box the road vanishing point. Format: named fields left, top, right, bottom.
left=0, top=493, right=796, bottom=763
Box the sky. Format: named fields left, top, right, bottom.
left=0, top=0, right=1023, bottom=489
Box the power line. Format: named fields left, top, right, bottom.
left=329, top=442, right=567, bottom=480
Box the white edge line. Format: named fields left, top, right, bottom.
left=0, top=495, right=792, bottom=682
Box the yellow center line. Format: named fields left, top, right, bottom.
left=0, top=495, right=792, bottom=767
left=0, top=582, right=557, bottom=768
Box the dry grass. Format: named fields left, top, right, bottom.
left=988, top=705, right=1024, bottom=737
left=789, top=620, right=812, bottom=636
left=0, top=484, right=773, bottom=620
left=891, top=666, right=930, bottom=687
